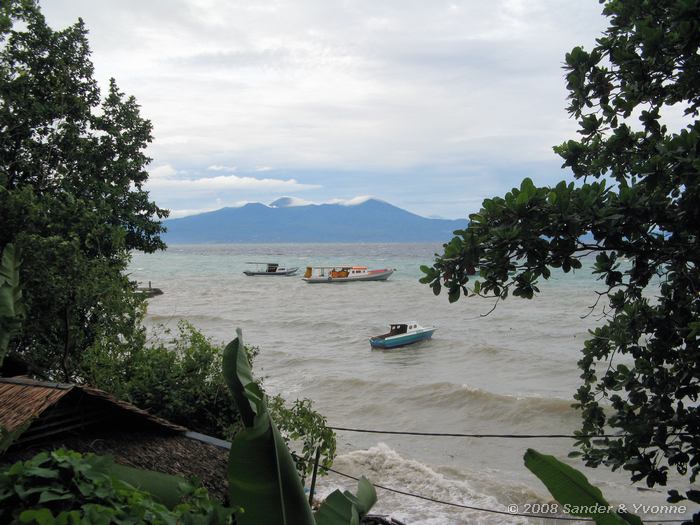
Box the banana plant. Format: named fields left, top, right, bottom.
left=524, top=449, right=642, bottom=525
left=0, top=243, right=24, bottom=365
left=223, top=329, right=377, bottom=525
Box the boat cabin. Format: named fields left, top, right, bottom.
left=375, top=322, right=419, bottom=339
left=304, top=265, right=368, bottom=278
left=389, top=322, right=419, bottom=334
left=244, top=262, right=298, bottom=276
left=245, top=262, right=280, bottom=273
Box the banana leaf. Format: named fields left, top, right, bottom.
left=314, top=477, right=377, bottom=525
left=223, top=329, right=315, bottom=525
left=0, top=243, right=23, bottom=363
left=106, top=462, right=192, bottom=510
left=524, top=449, right=641, bottom=525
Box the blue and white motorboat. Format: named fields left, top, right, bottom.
left=369, top=322, right=436, bottom=349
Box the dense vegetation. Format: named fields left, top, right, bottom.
left=0, top=0, right=167, bottom=380
left=0, top=449, right=232, bottom=524
left=80, top=321, right=336, bottom=478
left=0, top=0, right=336, bottom=488
left=422, top=0, right=700, bottom=516
left=0, top=331, right=372, bottom=525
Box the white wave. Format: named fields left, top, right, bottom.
left=317, top=443, right=546, bottom=525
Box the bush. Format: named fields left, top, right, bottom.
left=0, top=449, right=228, bottom=524
left=268, top=396, right=337, bottom=483
left=80, top=322, right=336, bottom=478
left=80, top=321, right=247, bottom=438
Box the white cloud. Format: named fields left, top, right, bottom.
left=43, top=0, right=606, bottom=170
left=43, top=0, right=609, bottom=217
left=148, top=173, right=320, bottom=192
left=207, top=164, right=237, bottom=172
left=149, top=164, right=177, bottom=178
left=269, top=196, right=314, bottom=207
left=327, top=195, right=376, bottom=206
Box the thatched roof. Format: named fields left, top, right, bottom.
left=0, top=377, right=185, bottom=436
left=0, top=377, right=229, bottom=500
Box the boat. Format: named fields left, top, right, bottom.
left=243, top=262, right=298, bottom=276
left=302, top=265, right=394, bottom=283
left=369, top=322, right=436, bottom=349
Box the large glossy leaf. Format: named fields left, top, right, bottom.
left=524, top=449, right=641, bottom=525
left=106, top=462, right=190, bottom=510
left=0, top=244, right=22, bottom=315
left=0, top=243, right=23, bottom=362
left=315, top=490, right=360, bottom=525
left=314, top=477, right=377, bottom=525
left=223, top=330, right=314, bottom=525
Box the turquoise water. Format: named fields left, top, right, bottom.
left=129, top=244, right=683, bottom=524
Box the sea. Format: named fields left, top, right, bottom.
left=129, top=243, right=690, bottom=525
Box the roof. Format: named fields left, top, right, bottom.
left=0, top=378, right=69, bottom=433
left=0, top=377, right=186, bottom=434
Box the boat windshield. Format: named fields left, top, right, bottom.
left=389, top=324, right=408, bottom=335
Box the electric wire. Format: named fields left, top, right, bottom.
left=330, top=426, right=691, bottom=439
left=324, top=465, right=687, bottom=523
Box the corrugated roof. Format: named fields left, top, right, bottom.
left=0, top=377, right=187, bottom=435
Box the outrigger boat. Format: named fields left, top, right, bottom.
left=302, top=265, right=394, bottom=283
left=370, top=322, right=436, bottom=349
left=243, top=262, right=298, bottom=276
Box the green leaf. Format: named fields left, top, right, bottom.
left=24, top=466, right=60, bottom=479
left=19, top=508, right=55, bottom=525
left=314, top=477, right=376, bottom=525
left=0, top=243, right=23, bottom=366
left=223, top=330, right=315, bottom=525
left=106, top=463, right=189, bottom=510
left=348, top=476, right=377, bottom=515
left=38, top=489, right=73, bottom=503
left=524, top=449, right=633, bottom=525
left=314, top=490, right=360, bottom=525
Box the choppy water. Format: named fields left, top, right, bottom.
left=129, top=244, right=686, bottom=524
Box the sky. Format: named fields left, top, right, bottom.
left=43, top=1, right=608, bottom=219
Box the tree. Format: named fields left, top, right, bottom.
left=421, top=0, right=700, bottom=516
left=0, top=0, right=168, bottom=379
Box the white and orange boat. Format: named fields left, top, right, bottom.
left=302, top=265, right=394, bottom=283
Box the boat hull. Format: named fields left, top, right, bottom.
left=370, top=328, right=435, bottom=349
left=303, top=269, right=394, bottom=283
left=244, top=268, right=298, bottom=276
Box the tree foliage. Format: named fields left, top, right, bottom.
left=422, top=0, right=700, bottom=514
left=269, top=395, right=337, bottom=483
left=0, top=0, right=168, bottom=380
left=80, top=321, right=246, bottom=439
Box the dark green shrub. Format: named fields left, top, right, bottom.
left=0, top=449, right=230, bottom=524
left=268, top=396, right=336, bottom=483
left=80, top=322, right=336, bottom=478
left=80, top=321, right=246, bottom=438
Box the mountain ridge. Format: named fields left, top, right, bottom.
left=163, top=198, right=468, bottom=243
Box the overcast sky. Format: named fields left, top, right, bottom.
left=43, top=1, right=608, bottom=219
